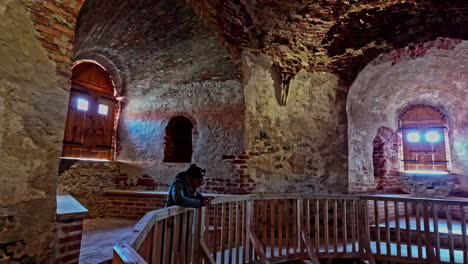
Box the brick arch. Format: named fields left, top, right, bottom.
left=398, top=103, right=448, bottom=124
left=73, top=52, right=129, bottom=96
left=163, top=114, right=198, bottom=163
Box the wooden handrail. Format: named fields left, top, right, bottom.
left=113, top=242, right=147, bottom=264
left=113, top=194, right=468, bottom=264
left=360, top=194, right=468, bottom=206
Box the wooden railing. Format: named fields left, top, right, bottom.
left=360, top=195, right=468, bottom=264
left=112, top=194, right=468, bottom=264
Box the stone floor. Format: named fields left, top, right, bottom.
left=79, top=217, right=138, bottom=264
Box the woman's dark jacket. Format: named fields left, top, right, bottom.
left=166, top=173, right=204, bottom=208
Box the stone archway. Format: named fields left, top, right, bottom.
left=347, top=38, right=468, bottom=193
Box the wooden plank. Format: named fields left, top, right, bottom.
left=235, top=201, right=241, bottom=264
left=433, top=204, right=440, bottom=263
left=242, top=201, right=247, bottom=264
left=113, top=242, right=148, bottom=264
left=343, top=200, right=347, bottom=254
left=152, top=221, right=163, bottom=264
left=359, top=199, right=376, bottom=264
left=446, top=206, right=455, bottom=263
left=415, top=202, right=423, bottom=261
left=253, top=201, right=259, bottom=261
left=249, top=231, right=271, bottom=264
left=270, top=200, right=275, bottom=258
left=324, top=199, right=329, bottom=253
left=220, top=203, right=226, bottom=264
left=333, top=199, right=338, bottom=253
left=212, top=204, right=218, bottom=263
left=191, top=210, right=202, bottom=263
left=171, top=215, right=180, bottom=264
left=374, top=200, right=380, bottom=255
left=405, top=202, right=412, bottom=259
left=278, top=199, right=283, bottom=256
left=315, top=199, right=320, bottom=255
left=186, top=211, right=194, bottom=264
left=460, top=205, right=467, bottom=264
left=297, top=198, right=302, bottom=255
left=351, top=199, right=356, bottom=253
left=162, top=219, right=171, bottom=264
left=292, top=199, right=297, bottom=254
left=228, top=202, right=233, bottom=264
left=245, top=200, right=253, bottom=262
left=384, top=201, right=390, bottom=255
left=422, top=201, right=436, bottom=263
left=262, top=199, right=267, bottom=256
left=301, top=230, right=320, bottom=264
left=200, top=239, right=216, bottom=264
left=395, top=201, right=401, bottom=258
left=359, top=195, right=468, bottom=206
left=285, top=199, right=290, bottom=257
left=178, top=212, right=188, bottom=264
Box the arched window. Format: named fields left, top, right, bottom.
left=164, top=116, right=193, bottom=163
left=398, top=105, right=450, bottom=174
left=62, top=62, right=118, bottom=160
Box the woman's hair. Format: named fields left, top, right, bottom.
left=186, top=164, right=206, bottom=179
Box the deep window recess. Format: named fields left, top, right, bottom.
left=164, top=116, right=193, bottom=163
left=62, top=62, right=117, bottom=160
left=398, top=105, right=450, bottom=174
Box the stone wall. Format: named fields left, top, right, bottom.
left=242, top=52, right=348, bottom=193
left=0, top=1, right=75, bottom=262
left=57, top=160, right=124, bottom=218
left=348, top=38, right=468, bottom=194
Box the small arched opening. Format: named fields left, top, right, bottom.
left=163, top=116, right=194, bottom=163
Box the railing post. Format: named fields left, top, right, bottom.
left=358, top=198, right=376, bottom=264
left=191, top=208, right=202, bottom=264
left=297, top=198, right=303, bottom=255
left=246, top=199, right=253, bottom=262
left=422, top=201, right=436, bottom=263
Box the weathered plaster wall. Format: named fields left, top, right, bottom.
left=70, top=0, right=245, bottom=188
left=348, top=38, right=468, bottom=194
left=0, top=1, right=69, bottom=262
left=118, top=79, right=244, bottom=185
left=242, top=52, right=348, bottom=193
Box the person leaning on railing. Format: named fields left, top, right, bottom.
left=165, top=164, right=212, bottom=208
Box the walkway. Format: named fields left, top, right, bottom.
left=79, top=217, right=137, bottom=264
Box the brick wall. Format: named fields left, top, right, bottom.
left=105, top=191, right=168, bottom=218
left=202, top=153, right=256, bottom=194
left=373, top=127, right=401, bottom=191
left=56, top=218, right=84, bottom=264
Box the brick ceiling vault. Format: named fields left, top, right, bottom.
left=187, top=0, right=468, bottom=87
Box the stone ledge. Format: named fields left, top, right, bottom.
left=57, top=195, right=88, bottom=221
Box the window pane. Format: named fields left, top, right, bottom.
left=77, top=98, right=89, bottom=111
left=98, top=104, right=108, bottom=115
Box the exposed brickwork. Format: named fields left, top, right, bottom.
left=189, top=0, right=468, bottom=86
left=27, top=0, right=83, bottom=79
left=201, top=153, right=256, bottom=194
left=56, top=218, right=84, bottom=264
left=106, top=195, right=167, bottom=219
left=373, top=127, right=401, bottom=191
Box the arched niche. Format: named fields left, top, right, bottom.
left=347, top=38, right=468, bottom=193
